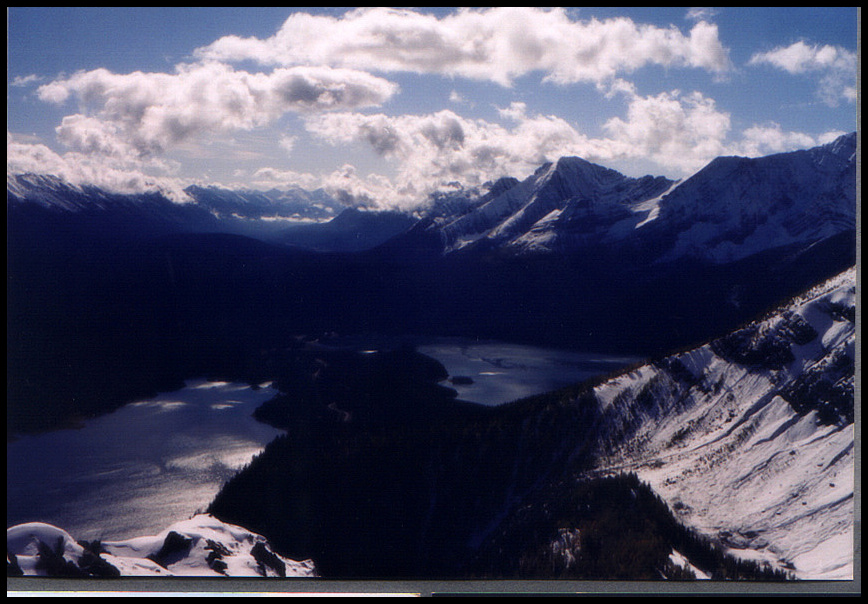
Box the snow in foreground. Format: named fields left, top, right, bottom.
left=7, top=514, right=316, bottom=578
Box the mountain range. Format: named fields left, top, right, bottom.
left=7, top=132, right=857, bottom=261
left=6, top=132, right=858, bottom=582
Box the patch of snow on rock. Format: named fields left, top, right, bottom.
left=8, top=514, right=316, bottom=578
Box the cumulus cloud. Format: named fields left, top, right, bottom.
left=12, top=8, right=844, bottom=210
left=37, top=62, right=399, bottom=157
left=292, top=78, right=838, bottom=210
left=194, top=7, right=732, bottom=86
left=601, top=84, right=732, bottom=173
left=55, top=114, right=140, bottom=159
left=749, top=41, right=857, bottom=106
left=251, top=166, right=322, bottom=191
left=749, top=41, right=855, bottom=74
left=734, top=124, right=816, bottom=157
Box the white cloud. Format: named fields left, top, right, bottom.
left=749, top=41, right=854, bottom=74
left=37, top=62, right=399, bottom=157
left=685, top=7, right=720, bottom=23
left=601, top=86, right=732, bottom=172
left=735, top=124, right=816, bottom=157
left=12, top=8, right=846, bottom=209
left=194, top=7, right=732, bottom=86
left=733, top=123, right=845, bottom=158
left=278, top=135, right=298, bottom=156
left=749, top=41, right=857, bottom=106
left=55, top=114, right=140, bottom=159
left=817, top=130, right=849, bottom=145
left=10, top=74, right=43, bottom=87
left=297, top=78, right=835, bottom=210
left=252, top=163, right=401, bottom=209
left=251, top=166, right=322, bottom=191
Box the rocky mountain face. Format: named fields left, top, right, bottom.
left=575, top=267, right=856, bottom=579
left=406, top=132, right=856, bottom=264
left=473, top=265, right=857, bottom=580
left=429, top=157, right=675, bottom=255
left=638, top=133, right=858, bottom=265
left=474, top=266, right=855, bottom=579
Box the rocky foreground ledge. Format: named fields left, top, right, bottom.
left=7, top=514, right=316, bottom=578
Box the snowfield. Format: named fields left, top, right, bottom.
left=588, top=268, right=857, bottom=579
left=7, top=514, right=317, bottom=578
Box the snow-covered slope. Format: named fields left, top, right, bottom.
left=643, top=133, right=857, bottom=264
left=584, top=267, right=856, bottom=579
left=7, top=514, right=316, bottom=578
left=425, top=156, right=674, bottom=253
left=6, top=172, right=180, bottom=213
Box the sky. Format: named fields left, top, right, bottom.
left=6, top=7, right=859, bottom=209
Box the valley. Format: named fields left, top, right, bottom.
left=7, top=134, right=858, bottom=584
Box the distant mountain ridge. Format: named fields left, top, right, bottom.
left=6, top=174, right=342, bottom=223
left=403, top=132, right=857, bottom=263
left=429, top=156, right=676, bottom=254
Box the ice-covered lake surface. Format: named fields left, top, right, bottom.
left=7, top=339, right=639, bottom=542
left=417, top=338, right=639, bottom=406
left=7, top=379, right=283, bottom=542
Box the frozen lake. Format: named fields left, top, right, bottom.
left=418, top=338, right=638, bottom=406
left=6, top=379, right=283, bottom=542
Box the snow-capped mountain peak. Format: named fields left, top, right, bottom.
left=426, top=154, right=676, bottom=253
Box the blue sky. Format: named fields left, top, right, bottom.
left=7, top=7, right=859, bottom=208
